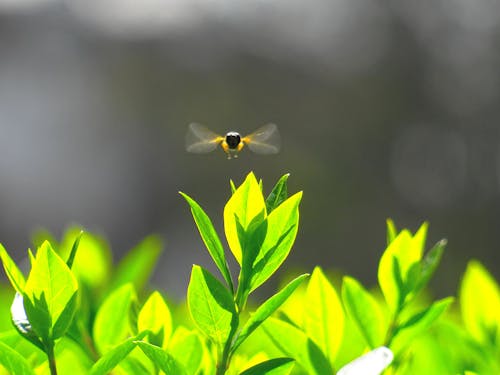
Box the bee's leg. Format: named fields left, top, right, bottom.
left=221, top=141, right=231, bottom=158
left=237, top=142, right=245, bottom=152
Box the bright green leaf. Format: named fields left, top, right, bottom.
left=52, top=291, right=78, bottom=339
left=35, top=337, right=93, bottom=375
left=138, top=291, right=172, bottom=348
left=93, top=283, right=138, bottom=355
left=378, top=228, right=424, bottom=314
left=60, top=229, right=112, bottom=289
left=89, top=332, right=147, bottom=375
left=460, top=260, right=500, bottom=346
left=304, top=267, right=344, bottom=364
left=342, top=276, right=385, bottom=349
left=230, top=179, right=237, bottom=194
left=0, top=289, right=15, bottom=333
left=181, top=192, right=234, bottom=291
left=66, top=231, right=83, bottom=269
left=266, top=174, right=289, bottom=213
left=0, top=243, right=26, bottom=293
left=224, top=172, right=267, bottom=265
left=27, top=249, right=35, bottom=269
left=262, top=318, right=333, bottom=375
left=23, top=241, right=78, bottom=339
left=250, top=192, right=302, bottom=292
left=236, top=212, right=267, bottom=307
left=169, top=327, right=204, bottom=374
left=187, top=265, right=237, bottom=351
left=109, top=235, right=163, bottom=293
left=386, top=219, right=397, bottom=245
left=232, top=274, right=309, bottom=353
left=239, top=357, right=294, bottom=375
left=0, top=339, right=36, bottom=375
left=118, top=345, right=157, bottom=375
left=0, top=330, right=46, bottom=367
left=136, top=341, right=188, bottom=375
left=415, top=239, right=446, bottom=293
left=391, top=297, right=454, bottom=352
left=22, top=291, right=51, bottom=344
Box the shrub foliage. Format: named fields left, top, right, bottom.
left=0, top=172, right=498, bottom=374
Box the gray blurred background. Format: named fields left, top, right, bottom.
left=1, top=0, right=499, bottom=299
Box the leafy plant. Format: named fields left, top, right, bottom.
left=182, top=172, right=307, bottom=374
left=0, top=171, right=498, bottom=374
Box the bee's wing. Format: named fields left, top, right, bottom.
left=244, top=123, right=280, bottom=154
left=185, top=123, right=223, bottom=153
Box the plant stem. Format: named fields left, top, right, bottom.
left=216, top=308, right=241, bottom=375
left=46, top=342, right=58, bottom=375
left=216, top=327, right=237, bottom=375
left=384, top=303, right=404, bottom=347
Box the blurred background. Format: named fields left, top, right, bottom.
left=0, top=0, right=499, bottom=300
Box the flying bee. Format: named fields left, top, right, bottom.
left=185, top=123, right=280, bottom=159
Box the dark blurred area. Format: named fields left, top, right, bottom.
left=1, top=0, right=499, bottom=299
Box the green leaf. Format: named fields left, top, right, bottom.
left=230, top=179, right=237, bottom=194
left=31, top=336, right=93, bottom=374
left=0, top=330, right=46, bottom=367
left=136, top=341, right=188, bottom=375
left=415, top=239, right=446, bottom=293
left=224, top=172, right=267, bottom=265
left=262, top=318, right=333, bottom=375
left=391, top=297, right=454, bottom=351
left=0, top=243, right=26, bottom=293
left=0, top=339, right=36, bottom=375
left=378, top=227, right=426, bottom=314
left=304, top=267, right=344, bottom=364
left=22, top=291, right=51, bottom=344
left=460, top=260, right=500, bottom=346
left=250, top=192, right=302, bottom=292
left=342, top=276, right=385, bottom=349
left=266, top=174, right=289, bottom=213
left=60, top=228, right=112, bottom=289
left=119, top=352, right=155, bottom=375
left=232, top=274, right=309, bottom=353
left=52, top=291, right=78, bottom=339
left=23, top=241, right=78, bottom=340
left=181, top=192, right=234, bottom=291
left=66, top=230, right=83, bottom=269
left=109, top=235, right=163, bottom=293
left=37, top=336, right=93, bottom=374
left=235, top=212, right=267, bottom=307
left=93, top=283, right=138, bottom=355
left=386, top=219, right=397, bottom=245
left=239, top=358, right=294, bottom=375
left=169, top=327, right=204, bottom=374
left=89, top=332, right=147, bottom=375
left=187, top=265, right=238, bottom=351
left=138, top=291, right=172, bottom=348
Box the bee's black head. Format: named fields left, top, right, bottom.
left=225, top=132, right=241, bottom=149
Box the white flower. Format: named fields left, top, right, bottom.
left=11, top=292, right=32, bottom=334
left=337, top=346, right=393, bottom=375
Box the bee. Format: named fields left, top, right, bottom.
left=185, top=123, right=280, bottom=159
